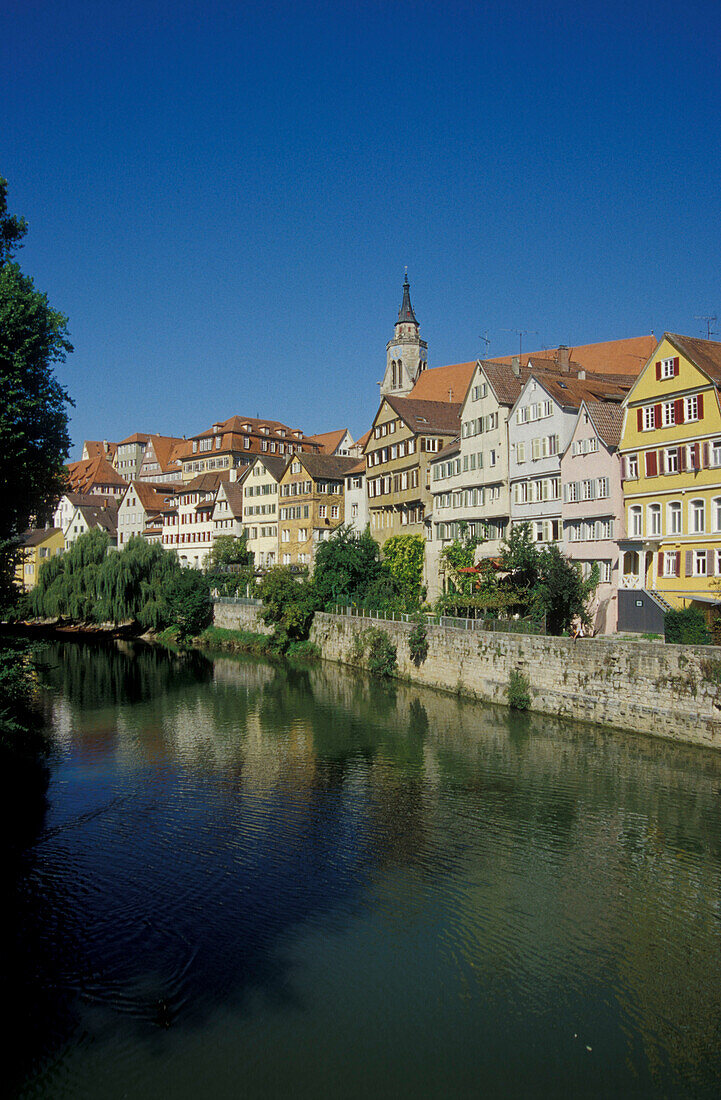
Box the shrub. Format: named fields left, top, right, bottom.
left=364, top=627, right=397, bottom=678
left=711, top=617, right=721, bottom=647
left=408, top=619, right=428, bottom=666
left=286, top=639, right=321, bottom=661
left=507, top=668, right=531, bottom=710
left=664, top=608, right=711, bottom=646
left=258, top=566, right=318, bottom=652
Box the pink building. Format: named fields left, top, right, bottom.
left=561, top=402, right=625, bottom=633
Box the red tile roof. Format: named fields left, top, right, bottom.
left=490, top=335, right=655, bottom=376
left=408, top=361, right=476, bottom=403
left=66, top=456, right=128, bottom=493
left=306, top=429, right=350, bottom=454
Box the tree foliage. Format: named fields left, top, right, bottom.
left=382, top=534, right=425, bottom=610
left=498, top=524, right=598, bottom=634
left=258, top=566, right=319, bottom=652
left=312, top=524, right=383, bottom=608
left=30, top=532, right=211, bottom=639
left=0, top=177, right=73, bottom=601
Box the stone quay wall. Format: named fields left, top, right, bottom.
left=212, top=600, right=273, bottom=634
left=212, top=602, right=721, bottom=748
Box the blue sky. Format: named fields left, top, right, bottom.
left=4, top=0, right=720, bottom=457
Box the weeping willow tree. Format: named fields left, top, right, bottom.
left=31, top=533, right=211, bottom=636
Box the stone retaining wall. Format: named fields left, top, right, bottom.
left=212, top=602, right=721, bottom=748
left=212, top=601, right=273, bottom=634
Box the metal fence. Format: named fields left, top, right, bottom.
left=212, top=595, right=263, bottom=607
left=328, top=605, right=545, bottom=635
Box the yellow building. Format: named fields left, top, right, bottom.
left=15, top=527, right=64, bottom=591
left=364, top=395, right=461, bottom=546
left=278, top=454, right=357, bottom=569
left=619, top=333, right=721, bottom=613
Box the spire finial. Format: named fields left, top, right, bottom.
left=398, top=271, right=417, bottom=324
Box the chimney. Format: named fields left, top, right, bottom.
left=558, top=345, right=570, bottom=372
left=511, top=355, right=520, bottom=377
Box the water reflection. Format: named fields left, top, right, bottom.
left=7, top=640, right=721, bottom=1098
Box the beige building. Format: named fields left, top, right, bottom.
left=117, top=481, right=176, bottom=548
left=278, top=454, right=357, bottom=568
left=365, top=395, right=461, bottom=546
left=182, top=415, right=319, bottom=482
left=240, top=455, right=287, bottom=569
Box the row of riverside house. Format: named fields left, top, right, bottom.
left=17, top=276, right=721, bottom=634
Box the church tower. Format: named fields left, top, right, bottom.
left=380, top=274, right=428, bottom=397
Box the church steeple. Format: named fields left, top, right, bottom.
left=398, top=273, right=417, bottom=324
left=380, top=272, right=428, bottom=398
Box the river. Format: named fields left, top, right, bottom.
left=5, top=639, right=721, bottom=1098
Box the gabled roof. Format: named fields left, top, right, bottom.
left=58, top=491, right=116, bottom=509
left=665, top=333, right=721, bottom=384
left=354, top=428, right=372, bottom=452
left=306, top=428, right=352, bottom=454
left=521, top=372, right=633, bottom=411
left=82, top=440, right=117, bottom=461
left=345, top=459, right=366, bottom=477
left=408, top=361, right=476, bottom=403
left=581, top=401, right=624, bottom=449
left=292, top=454, right=359, bottom=480
left=190, top=414, right=316, bottom=448
left=118, top=432, right=151, bottom=445
left=490, top=335, right=655, bottom=376
left=216, top=480, right=244, bottom=517
left=76, top=503, right=118, bottom=535
left=66, top=455, right=128, bottom=493
left=124, top=481, right=176, bottom=514
left=246, top=454, right=289, bottom=481
left=20, top=527, right=63, bottom=547
left=383, top=395, right=462, bottom=434
left=181, top=473, right=227, bottom=493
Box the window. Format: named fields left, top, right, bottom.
left=661, top=402, right=676, bottom=427
left=625, top=454, right=638, bottom=480
left=690, top=499, right=705, bottom=534
left=331, top=505, right=339, bottom=519
left=714, top=497, right=721, bottom=532
left=629, top=505, right=643, bottom=537
left=643, top=406, right=655, bottom=431
left=663, top=550, right=679, bottom=577
left=599, top=561, right=612, bottom=584
left=694, top=549, right=708, bottom=576
left=648, top=504, right=661, bottom=536
left=596, top=477, right=609, bottom=499
left=659, top=357, right=677, bottom=379
left=298, top=528, right=307, bottom=541
left=281, top=528, right=290, bottom=543
left=665, top=448, right=679, bottom=474
left=667, top=501, right=682, bottom=535
left=516, top=442, right=526, bottom=464
left=685, top=395, right=700, bottom=421
left=318, top=505, right=327, bottom=518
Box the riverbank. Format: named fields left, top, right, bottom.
left=213, top=601, right=721, bottom=749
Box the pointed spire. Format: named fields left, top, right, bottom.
left=398, top=272, right=418, bottom=324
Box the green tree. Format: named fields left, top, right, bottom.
left=0, top=177, right=73, bottom=602
left=440, top=525, right=484, bottom=595
left=313, top=524, right=383, bottom=608
left=167, top=568, right=212, bottom=642
left=208, top=533, right=253, bottom=571
left=535, top=545, right=598, bottom=635
left=258, top=566, right=318, bottom=652
left=382, top=534, right=426, bottom=610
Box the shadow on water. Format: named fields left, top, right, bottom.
left=6, top=640, right=721, bottom=1097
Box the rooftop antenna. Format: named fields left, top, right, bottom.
left=695, top=314, right=718, bottom=339
left=502, top=329, right=539, bottom=358
left=479, top=331, right=490, bottom=358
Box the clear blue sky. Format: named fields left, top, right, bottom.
left=4, top=0, right=720, bottom=457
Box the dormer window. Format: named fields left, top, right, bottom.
left=215, top=436, right=221, bottom=449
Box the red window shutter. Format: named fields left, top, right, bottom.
left=679, top=447, right=686, bottom=471
left=698, top=393, right=704, bottom=419
left=654, top=403, right=662, bottom=427
left=703, top=442, right=710, bottom=468
left=675, top=399, right=685, bottom=424
left=657, top=551, right=664, bottom=576
left=646, top=451, right=658, bottom=477
left=685, top=550, right=693, bottom=576
left=675, top=551, right=681, bottom=577
left=637, top=408, right=643, bottom=430
left=656, top=361, right=662, bottom=380
left=673, top=357, right=680, bottom=376
left=708, top=550, right=715, bottom=577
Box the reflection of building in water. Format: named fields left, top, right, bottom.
left=212, top=658, right=275, bottom=691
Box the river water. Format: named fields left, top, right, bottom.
left=5, top=639, right=721, bottom=1098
